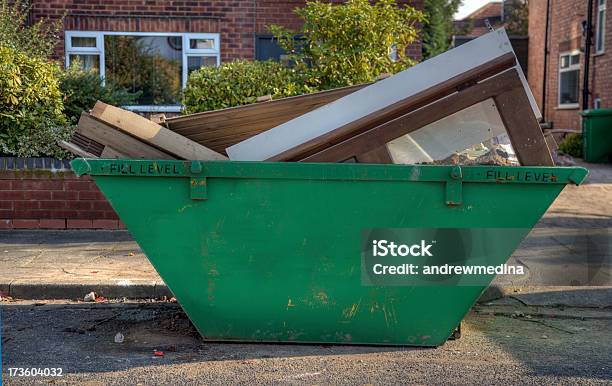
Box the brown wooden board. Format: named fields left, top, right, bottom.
left=493, top=81, right=555, bottom=166
left=59, top=140, right=99, bottom=159
left=267, top=52, right=517, bottom=162
left=300, top=69, right=553, bottom=166
left=91, top=102, right=227, bottom=161
left=163, top=84, right=367, bottom=154
left=77, top=113, right=176, bottom=160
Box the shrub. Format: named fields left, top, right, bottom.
left=0, top=0, right=62, bottom=59
left=182, top=59, right=314, bottom=113
left=183, top=0, right=424, bottom=114
left=0, top=46, right=71, bottom=158
left=270, top=0, right=425, bottom=89
left=558, top=133, right=583, bottom=158
left=60, top=61, right=140, bottom=123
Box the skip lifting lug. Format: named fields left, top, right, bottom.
left=446, top=166, right=463, bottom=206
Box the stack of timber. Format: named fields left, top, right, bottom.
left=163, top=83, right=367, bottom=155
left=61, top=102, right=227, bottom=161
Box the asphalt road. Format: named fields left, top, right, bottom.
left=1, top=300, right=611, bottom=385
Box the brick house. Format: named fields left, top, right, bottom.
left=0, top=0, right=423, bottom=230
left=528, top=0, right=610, bottom=131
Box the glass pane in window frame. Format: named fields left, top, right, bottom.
left=187, top=56, right=218, bottom=75
left=104, top=35, right=184, bottom=106
left=596, top=10, right=606, bottom=52
left=71, top=36, right=97, bottom=48
left=190, top=38, right=215, bottom=50
left=69, top=54, right=100, bottom=73
left=559, top=69, right=579, bottom=105
left=570, top=54, right=580, bottom=65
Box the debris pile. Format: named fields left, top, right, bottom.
left=61, top=29, right=553, bottom=168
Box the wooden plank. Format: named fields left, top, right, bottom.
left=493, top=84, right=554, bottom=166
left=162, top=84, right=368, bottom=154
left=100, top=145, right=129, bottom=159
left=77, top=113, right=175, bottom=160
left=71, top=132, right=105, bottom=156
left=301, top=69, right=519, bottom=163
left=228, top=29, right=535, bottom=161
left=263, top=53, right=516, bottom=162
left=59, top=140, right=99, bottom=158
left=355, top=146, right=393, bottom=163
left=91, top=102, right=227, bottom=161
left=165, top=83, right=366, bottom=129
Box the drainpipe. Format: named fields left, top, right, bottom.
left=582, top=0, right=594, bottom=110
left=541, top=0, right=551, bottom=120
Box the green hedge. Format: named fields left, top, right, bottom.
left=182, top=59, right=315, bottom=114
left=0, top=46, right=71, bottom=158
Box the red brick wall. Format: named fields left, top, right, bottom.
left=528, top=0, right=612, bottom=131
left=0, top=170, right=122, bottom=230
left=30, top=0, right=423, bottom=63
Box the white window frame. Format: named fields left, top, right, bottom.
left=65, top=31, right=221, bottom=112
left=596, top=0, right=606, bottom=54
left=558, top=50, right=581, bottom=109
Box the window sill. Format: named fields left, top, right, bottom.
left=122, top=105, right=182, bottom=113
left=556, top=104, right=580, bottom=110
left=593, top=50, right=605, bottom=57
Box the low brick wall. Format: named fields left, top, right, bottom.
left=0, top=157, right=123, bottom=229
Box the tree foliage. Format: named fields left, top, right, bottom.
left=184, top=0, right=424, bottom=113
left=0, top=0, right=62, bottom=59
left=422, top=0, right=462, bottom=59
left=504, top=0, right=529, bottom=35
left=269, top=0, right=424, bottom=89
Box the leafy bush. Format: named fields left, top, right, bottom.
left=183, top=0, right=423, bottom=114
left=558, top=133, right=583, bottom=158
left=0, top=0, right=62, bottom=59
left=0, top=46, right=71, bottom=158
left=60, top=61, right=140, bottom=123
left=182, top=59, right=314, bottom=113
left=270, top=0, right=424, bottom=89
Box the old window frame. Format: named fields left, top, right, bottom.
left=65, top=31, right=221, bottom=112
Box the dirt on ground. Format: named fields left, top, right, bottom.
left=1, top=299, right=611, bottom=385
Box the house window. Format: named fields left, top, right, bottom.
left=65, top=32, right=220, bottom=112
left=596, top=0, right=606, bottom=53
left=558, top=52, right=580, bottom=108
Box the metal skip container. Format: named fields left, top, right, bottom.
left=71, top=159, right=587, bottom=346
